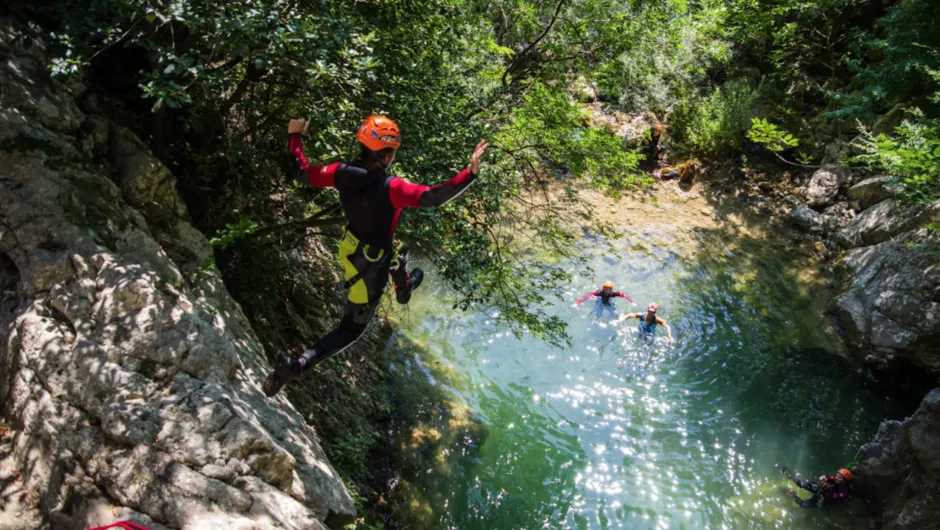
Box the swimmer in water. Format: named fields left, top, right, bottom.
left=617, top=303, right=675, bottom=343
left=576, top=281, right=636, bottom=307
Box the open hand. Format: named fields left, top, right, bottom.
left=470, top=141, right=489, bottom=175
left=288, top=118, right=309, bottom=134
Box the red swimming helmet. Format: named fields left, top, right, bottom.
left=647, top=303, right=659, bottom=313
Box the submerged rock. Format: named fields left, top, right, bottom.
left=855, top=389, right=940, bottom=530
left=0, top=20, right=353, bottom=529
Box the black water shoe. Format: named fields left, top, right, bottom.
left=396, top=268, right=424, bottom=304
left=263, top=356, right=299, bottom=397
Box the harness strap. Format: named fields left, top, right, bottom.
left=342, top=237, right=399, bottom=289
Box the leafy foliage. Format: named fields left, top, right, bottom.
left=671, top=80, right=759, bottom=159
left=19, top=0, right=940, bottom=359
left=209, top=216, right=259, bottom=250
left=747, top=118, right=800, bottom=153
left=853, top=113, right=940, bottom=203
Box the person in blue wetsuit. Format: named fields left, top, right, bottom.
left=618, top=303, right=675, bottom=342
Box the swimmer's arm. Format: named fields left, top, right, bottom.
left=658, top=318, right=676, bottom=343
left=575, top=291, right=598, bottom=305
left=617, top=312, right=641, bottom=323
left=614, top=291, right=636, bottom=305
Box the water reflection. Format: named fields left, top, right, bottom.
left=386, top=229, right=900, bottom=530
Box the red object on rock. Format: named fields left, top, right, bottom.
left=87, top=521, right=152, bottom=530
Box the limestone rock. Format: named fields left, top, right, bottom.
left=805, top=167, right=850, bottom=208
left=847, top=175, right=903, bottom=209
left=836, top=199, right=940, bottom=248
left=831, top=228, right=940, bottom=381
left=0, top=20, right=354, bottom=530
left=789, top=204, right=825, bottom=233
left=855, top=389, right=940, bottom=530
left=822, top=201, right=855, bottom=228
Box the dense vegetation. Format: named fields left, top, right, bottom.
left=11, top=0, right=934, bottom=348
left=3, top=0, right=939, bottom=525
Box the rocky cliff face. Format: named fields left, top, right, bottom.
left=783, top=168, right=940, bottom=530
left=786, top=169, right=940, bottom=388
left=0, top=20, right=354, bottom=530
left=830, top=225, right=940, bottom=382
left=855, top=389, right=940, bottom=530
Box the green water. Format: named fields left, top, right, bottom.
left=385, top=223, right=908, bottom=530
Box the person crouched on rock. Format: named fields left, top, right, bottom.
left=778, top=466, right=854, bottom=508
left=262, top=116, right=488, bottom=397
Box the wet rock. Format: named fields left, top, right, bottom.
left=0, top=21, right=354, bottom=530
left=855, top=389, right=940, bottom=530
left=847, top=175, right=903, bottom=209
left=805, top=167, right=850, bottom=208
left=835, top=199, right=940, bottom=249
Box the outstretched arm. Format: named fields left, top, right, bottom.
left=576, top=291, right=598, bottom=305
left=616, top=312, right=642, bottom=323
left=389, top=141, right=489, bottom=208
left=614, top=291, right=636, bottom=305
left=287, top=119, right=339, bottom=187
left=658, top=318, right=676, bottom=343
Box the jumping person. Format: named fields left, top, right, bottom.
left=262, top=116, right=488, bottom=397
left=617, top=303, right=675, bottom=342
left=778, top=466, right=855, bottom=509
left=576, top=281, right=636, bottom=306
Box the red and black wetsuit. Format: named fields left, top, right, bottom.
left=287, top=133, right=476, bottom=372
left=791, top=476, right=853, bottom=508
left=291, top=134, right=475, bottom=248
left=576, top=289, right=635, bottom=306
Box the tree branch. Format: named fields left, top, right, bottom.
left=243, top=204, right=344, bottom=242
left=501, top=0, right=568, bottom=88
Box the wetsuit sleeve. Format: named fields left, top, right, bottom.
left=615, top=291, right=635, bottom=304
left=288, top=134, right=338, bottom=187
left=576, top=290, right=599, bottom=305
left=388, top=168, right=477, bottom=208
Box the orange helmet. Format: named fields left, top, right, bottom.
left=356, top=115, right=401, bottom=151
left=837, top=468, right=852, bottom=480
left=652, top=124, right=664, bottom=134
left=603, top=281, right=614, bottom=289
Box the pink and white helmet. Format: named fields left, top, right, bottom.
left=647, top=303, right=659, bottom=313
